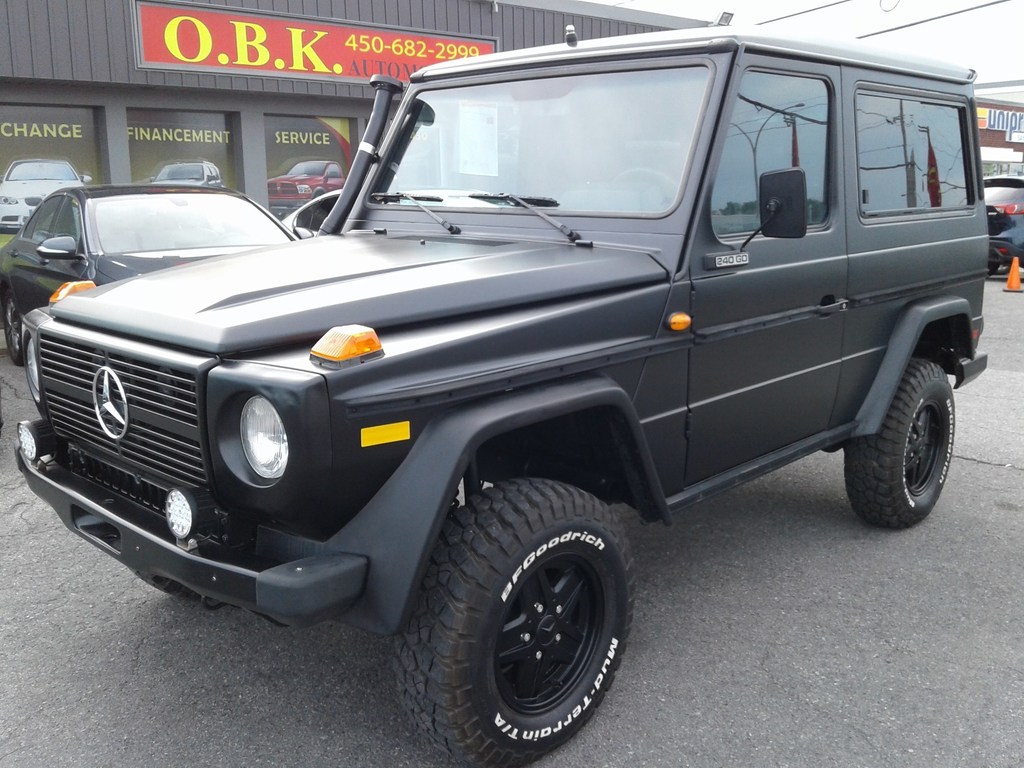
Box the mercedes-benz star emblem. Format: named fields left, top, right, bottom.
left=92, top=366, right=130, bottom=440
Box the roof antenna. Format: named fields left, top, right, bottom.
left=565, top=24, right=578, bottom=47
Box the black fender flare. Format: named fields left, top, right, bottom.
left=327, top=373, right=666, bottom=635
left=851, top=295, right=974, bottom=438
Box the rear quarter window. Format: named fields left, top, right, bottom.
left=855, top=91, right=971, bottom=215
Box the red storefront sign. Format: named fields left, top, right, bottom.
left=135, top=1, right=496, bottom=83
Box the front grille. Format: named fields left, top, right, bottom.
left=40, top=331, right=208, bottom=489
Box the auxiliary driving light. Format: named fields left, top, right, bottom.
left=164, top=488, right=218, bottom=541
left=17, top=420, right=56, bottom=462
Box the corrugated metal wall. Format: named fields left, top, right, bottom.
left=0, top=0, right=669, bottom=99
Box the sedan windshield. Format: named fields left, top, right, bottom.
left=377, top=66, right=709, bottom=214
left=92, top=194, right=291, bottom=254
left=8, top=161, right=78, bottom=181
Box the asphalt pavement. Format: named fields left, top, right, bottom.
left=1, top=276, right=1022, bottom=768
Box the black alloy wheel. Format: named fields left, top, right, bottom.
left=844, top=358, right=954, bottom=528
left=397, top=478, right=634, bottom=768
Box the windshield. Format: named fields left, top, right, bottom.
left=8, top=161, right=78, bottom=181
left=155, top=164, right=205, bottom=181
left=92, top=193, right=291, bottom=254
left=286, top=161, right=329, bottom=176
left=377, top=66, right=709, bottom=215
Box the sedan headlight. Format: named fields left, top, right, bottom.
left=240, top=395, right=289, bottom=479
left=0, top=196, right=18, bottom=205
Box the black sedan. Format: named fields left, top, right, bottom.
left=1, top=184, right=295, bottom=365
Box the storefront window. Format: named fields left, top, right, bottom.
left=265, top=116, right=354, bottom=217
left=127, top=109, right=235, bottom=189
left=0, top=105, right=100, bottom=235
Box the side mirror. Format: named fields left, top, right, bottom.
left=759, top=168, right=807, bottom=239
left=80, top=174, right=93, bottom=184
left=293, top=227, right=315, bottom=240
left=37, top=235, right=80, bottom=260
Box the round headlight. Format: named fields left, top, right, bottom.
left=240, top=395, right=289, bottom=479
left=165, top=489, right=194, bottom=539
left=25, top=334, right=41, bottom=403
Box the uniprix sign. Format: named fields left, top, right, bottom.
left=134, top=1, right=496, bottom=84
left=977, top=107, right=1024, bottom=143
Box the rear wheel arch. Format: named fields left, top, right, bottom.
left=852, top=296, right=974, bottom=438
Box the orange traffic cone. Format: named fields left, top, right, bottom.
left=1005, top=256, right=1022, bottom=293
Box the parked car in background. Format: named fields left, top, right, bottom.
left=280, top=188, right=341, bottom=235
left=150, top=160, right=224, bottom=187
left=0, top=159, right=90, bottom=233
left=267, top=159, right=345, bottom=217
left=1, top=184, right=294, bottom=365
left=985, top=175, right=1024, bottom=274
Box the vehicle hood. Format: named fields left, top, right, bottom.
left=0, top=179, right=78, bottom=200
left=269, top=174, right=324, bottom=184
left=93, top=245, right=271, bottom=283
left=51, top=234, right=667, bottom=354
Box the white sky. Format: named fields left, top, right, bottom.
left=588, top=0, right=1021, bottom=87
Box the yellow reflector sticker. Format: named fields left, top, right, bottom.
left=361, top=421, right=411, bottom=448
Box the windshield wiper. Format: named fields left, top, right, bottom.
left=468, top=193, right=584, bottom=244
left=370, top=192, right=461, bottom=235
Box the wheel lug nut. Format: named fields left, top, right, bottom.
left=555, top=605, right=563, bottom=615
left=535, top=603, right=544, bottom=614
left=535, top=651, right=542, bottom=660
left=555, top=633, right=561, bottom=642
left=522, top=633, right=531, bottom=643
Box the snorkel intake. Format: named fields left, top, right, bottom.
left=318, top=74, right=404, bottom=236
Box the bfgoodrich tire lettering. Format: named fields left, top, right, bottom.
left=396, top=478, right=634, bottom=767
left=844, top=358, right=954, bottom=528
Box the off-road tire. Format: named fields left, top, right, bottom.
left=396, top=478, right=634, bottom=767
left=3, top=290, right=25, bottom=366
left=844, top=358, right=954, bottom=528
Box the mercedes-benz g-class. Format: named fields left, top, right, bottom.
left=15, top=27, right=987, bottom=767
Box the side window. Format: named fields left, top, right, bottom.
left=712, top=71, right=830, bottom=237
left=51, top=198, right=82, bottom=242
left=855, top=92, right=969, bottom=214
left=22, top=197, right=64, bottom=244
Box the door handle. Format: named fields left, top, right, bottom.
left=817, top=297, right=849, bottom=315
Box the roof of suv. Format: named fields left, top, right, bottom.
left=414, top=27, right=976, bottom=84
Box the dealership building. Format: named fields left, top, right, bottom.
left=0, top=0, right=703, bottom=215
left=2, top=0, right=1022, bottom=222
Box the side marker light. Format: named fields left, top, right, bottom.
left=50, top=281, right=97, bottom=304
left=667, top=312, right=692, bottom=332
left=310, top=324, right=384, bottom=368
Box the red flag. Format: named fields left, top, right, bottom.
left=926, top=138, right=941, bottom=207
left=791, top=118, right=800, bottom=167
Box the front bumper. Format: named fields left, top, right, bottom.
left=16, top=447, right=367, bottom=627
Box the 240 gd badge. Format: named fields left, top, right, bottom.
left=705, top=252, right=750, bottom=270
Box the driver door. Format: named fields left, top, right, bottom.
left=684, top=62, right=847, bottom=484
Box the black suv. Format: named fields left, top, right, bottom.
left=984, top=175, right=1024, bottom=274
left=14, top=29, right=987, bottom=767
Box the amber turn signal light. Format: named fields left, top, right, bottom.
left=667, top=312, right=692, bottom=332
left=49, top=280, right=97, bottom=304
left=310, top=324, right=384, bottom=368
